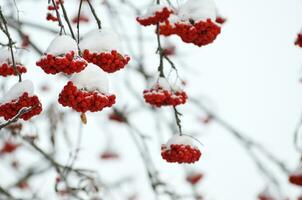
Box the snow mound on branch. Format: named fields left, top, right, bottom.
left=70, top=63, right=109, bottom=94
left=291, top=163, right=302, bottom=175
left=0, top=48, right=22, bottom=64
left=79, top=28, right=122, bottom=53
left=46, top=35, right=78, bottom=56
left=139, top=4, right=170, bottom=19
left=178, top=0, right=217, bottom=21
left=157, top=77, right=171, bottom=90
left=166, top=135, right=196, bottom=147
left=0, top=80, right=34, bottom=104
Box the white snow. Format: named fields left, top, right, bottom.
left=178, top=0, right=217, bottom=22
left=0, top=80, right=34, bottom=104
left=79, top=28, right=122, bottom=53
left=138, top=4, right=171, bottom=19
left=157, top=77, right=171, bottom=90
left=166, top=135, right=196, bottom=147
left=70, top=63, right=109, bottom=94
left=46, top=35, right=78, bottom=56
left=0, top=48, right=22, bottom=65
left=291, top=162, right=302, bottom=175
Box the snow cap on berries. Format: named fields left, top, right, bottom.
left=79, top=28, right=122, bottom=53
left=178, top=0, right=217, bottom=22
left=46, top=35, right=79, bottom=56
left=0, top=48, right=22, bottom=65
left=166, top=134, right=196, bottom=147
left=0, top=80, right=34, bottom=104
left=70, top=63, right=109, bottom=94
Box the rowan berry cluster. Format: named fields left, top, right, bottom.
left=136, top=6, right=173, bottom=26
left=159, top=19, right=221, bottom=47
left=289, top=171, right=302, bottom=186
left=161, top=144, right=201, bottom=164
left=186, top=172, right=203, bottom=185
left=72, top=14, right=90, bottom=24
left=0, top=92, right=42, bottom=121
left=143, top=84, right=187, bottom=107
left=82, top=49, right=130, bottom=73
left=0, top=141, right=20, bottom=154
left=0, top=63, right=27, bottom=77
left=36, top=51, right=87, bottom=75
left=46, top=0, right=63, bottom=22
left=58, top=81, right=116, bottom=113
left=295, top=33, right=302, bottom=48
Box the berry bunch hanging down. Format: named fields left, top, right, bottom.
left=80, top=29, right=130, bottom=73
left=58, top=63, right=116, bottom=113
left=0, top=48, right=27, bottom=77
left=161, top=135, right=202, bottom=164
left=0, top=80, right=42, bottom=121
left=143, top=78, right=187, bottom=107
left=136, top=5, right=173, bottom=26
left=155, top=0, right=222, bottom=47
left=36, top=35, right=87, bottom=75
left=46, top=0, right=63, bottom=22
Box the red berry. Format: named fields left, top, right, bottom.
left=295, top=33, right=302, bottom=48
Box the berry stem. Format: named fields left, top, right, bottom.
left=173, top=106, right=183, bottom=135
left=76, top=0, right=84, bottom=44
left=51, top=0, right=65, bottom=35
left=86, top=0, right=102, bottom=29
left=0, top=7, right=22, bottom=82
left=58, top=0, right=76, bottom=40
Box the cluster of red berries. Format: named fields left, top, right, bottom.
left=257, top=194, right=275, bottom=200
left=100, top=150, right=119, bottom=160
left=0, top=92, right=42, bottom=121
left=21, top=34, right=30, bottom=48
left=0, top=63, right=27, bottom=77
left=137, top=7, right=173, bottom=26
left=186, top=172, right=203, bottom=185
left=58, top=81, right=116, bottom=113
left=161, top=144, right=201, bottom=164
left=295, top=33, right=302, bottom=48
left=108, top=111, right=126, bottom=123
left=46, top=0, right=63, bottom=22
left=143, top=86, right=187, bottom=107
left=289, top=172, right=302, bottom=186
left=215, top=16, right=226, bottom=25
left=36, top=51, right=88, bottom=75
left=0, top=141, right=20, bottom=154
left=72, top=14, right=90, bottom=24
left=160, top=19, right=221, bottom=47
left=82, top=49, right=130, bottom=73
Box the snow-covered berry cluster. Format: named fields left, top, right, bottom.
left=58, top=64, right=116, bottom=113
left=82, top=49, right=130, bottom=73
left=136, top=5, right=173, bottom=26
left=0, top=48, right=27, bottom=77
left=79, top=29, right=130, bottom=73
left=143, top=78, right=187, bottom=107
left=156, top=0, right=222, bottom=47
left=36, top=35, right=87, bottom=75
left=58, top=81, right=115, bottom=113
left=161, top=135, right=202, bottom=164
left=36, top=51, right=87, bottom=75
left=289, top=163, right=302, bottom=186
left=0, top=81, right=42, bottom=121
left=295, top=33, right=302, bottom=48
left=0, top=63, right=27, bottom=77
